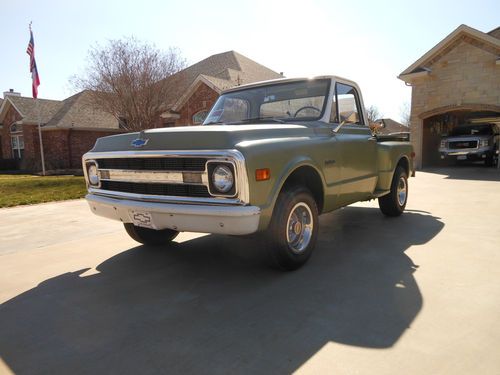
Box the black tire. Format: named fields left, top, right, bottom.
left=124, top=223, right=178, bottom=246
left=485, top=156, right=494, bottom=167
left=266, top=186, right=319, bottom=271
left=378, top=166, right=408, bottom=217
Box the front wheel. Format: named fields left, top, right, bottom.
left=378, top=166, right=408, bottom=217
left=124, top=223, right=179, bottom=246
left=266, top=186, right=319, bottom=271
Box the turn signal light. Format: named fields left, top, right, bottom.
left=255, top=168, right=271, bottom=181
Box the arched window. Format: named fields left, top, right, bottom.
left=192, top=110, right=209, bottom=125
left=10, top=123, right=22, bottom=134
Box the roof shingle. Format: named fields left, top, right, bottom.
left=45, top=91, right=118, bottom=129
left=1, top=91, right=119, bottom=129
left=8, top=96, right=62, bottom=124
left=163, top=50, right=283, bottom=109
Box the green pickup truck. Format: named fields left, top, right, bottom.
left=83, top=76, right=415, bottom=270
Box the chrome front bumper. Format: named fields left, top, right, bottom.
left=86, top=194, right=260, bottom=235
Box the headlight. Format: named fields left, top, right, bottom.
left=212, top=165, right=234, bottom=193
left=87, top=162, right=100, bottom=186
left=440, top=140, right=447, bottom=148
left=479, top=139, right=489, bottom=147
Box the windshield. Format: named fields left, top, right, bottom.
left=203, top=79, right=330, bottom=125
left=449, top=124, right=493, bottom=136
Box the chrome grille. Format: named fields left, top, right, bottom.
left=100, top=181, right=210, bottom=197
left=95, top=157, right=207, bottom=171
left=449, top=140, right=478, bottom=149
left=83, top=150, right=249, bottom=205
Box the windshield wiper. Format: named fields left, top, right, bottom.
left=204, top=117, right=286, bottom=125
left=203, top=121, right=225, bottom=125
left=236, top=116, right=286, bottom=124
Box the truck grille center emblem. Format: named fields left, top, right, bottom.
left=131, top=131, right=149, bottom=148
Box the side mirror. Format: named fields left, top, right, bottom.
left=333, top=111, right=356, bottom=133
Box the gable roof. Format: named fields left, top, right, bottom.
left=3, top=96, right=63, bottom=124
left=488, top=26, right=500, bottom=39
left=399, top=24, right=500, bottom=81
left=44, top=91, right=118, bottom=129
left=0, top=91, right=119, bottom=129
left=163, top=50, right=283, bottom=111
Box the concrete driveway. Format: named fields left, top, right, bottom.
left=0, top=168, right=499, bottom=374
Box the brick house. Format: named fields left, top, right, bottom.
left=398, top=24, right=500, bottom=168
left=159, top=50, right=283, bottom=126
left=0, top=51, right=281, bottom=172
left=0, top=90, right=122, bottom=171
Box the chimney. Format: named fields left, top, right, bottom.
left=3, top=89, right=21, bottom=98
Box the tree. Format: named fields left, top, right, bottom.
left=399, top=102, right=411, bottom=127
left=72, top=38, right=186, bottom=131
left=365, top=105, right=382, bottom=124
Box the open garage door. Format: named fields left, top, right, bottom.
left=422, top=110, right=500, bottom=168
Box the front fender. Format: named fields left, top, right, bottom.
left=237, top=139, right=328, bottom=231
left=258, top=157, right=326, bottom=229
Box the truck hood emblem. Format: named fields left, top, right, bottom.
left=131, top=131, right=149, bottom=148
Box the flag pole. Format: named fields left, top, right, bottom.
left=36, top=98, right=46, bottom=175
left=28, top=21, right=45, bottom=175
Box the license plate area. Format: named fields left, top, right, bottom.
left=130, top=210, right=156, bottom=229
left=457, top=155, right=467, bottom=160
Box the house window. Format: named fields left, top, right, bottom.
left=11, top=135, right=24, bottom=159
left=10, top=123, right=24, bottom=159
left=192, top=110, right=209, bottom=125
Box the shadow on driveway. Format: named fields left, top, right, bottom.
left=422, top=166, right=500, bottom=181
left=0, top=207, right=444, bottom=374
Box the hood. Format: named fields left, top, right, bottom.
left=91, top=124, right=316, bottom=152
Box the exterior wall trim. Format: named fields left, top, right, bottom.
left=418, top=103, right=500, bottom=119
left=171, top=76, right=222, bottom=112
left=398, top=70, right=430, bottom=83
left=400, top=24, right=500, bottom=77
left=0, top=98, right=24, bottom=124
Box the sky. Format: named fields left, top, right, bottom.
left=1, top=0, right=499, bottom=122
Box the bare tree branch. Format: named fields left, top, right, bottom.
left=399, top=102, right=411, bottom=127
left=365, top=105, right=383, bottom=124
left=71, top=37, right=186, bottom=131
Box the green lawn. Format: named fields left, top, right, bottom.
left=0, top=174, right=87, bottom=208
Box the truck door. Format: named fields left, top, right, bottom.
left=331, top=82, right=378, bottom=206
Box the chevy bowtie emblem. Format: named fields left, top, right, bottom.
left=131, top=131, right=149, bottom=148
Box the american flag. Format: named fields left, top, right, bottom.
left=26, top=28, right=41, bottom=99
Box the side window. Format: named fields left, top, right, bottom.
left=330, top=83, right=364, bottom=125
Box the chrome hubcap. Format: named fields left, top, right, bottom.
left=286, top=202, right=314, bottom=253
left=397, top=177, right=407, bottom=206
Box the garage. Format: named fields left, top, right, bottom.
left=398, top=24, right=500, bottom=169
left=421, top=108, right=500, bottom=167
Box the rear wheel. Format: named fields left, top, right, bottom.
left=124, top=223, right=179, bottom=246
left=266, top=186, right=319, bottom=271
left=378, top=166, right=408, bottom=217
